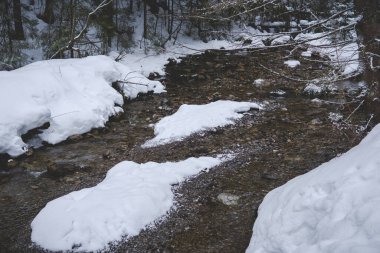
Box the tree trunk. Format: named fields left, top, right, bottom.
left=12, top=0, right=25, bottom=40
left=355, top=0, right=380, bottom=122
left=1, top=0, right=14, bottom=54
left=39, top=0, right=55, bottom=24
left=143, top=0, right=147, bottom=39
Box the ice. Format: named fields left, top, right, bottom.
left=142, top=100, right=262, bottom=147
left=246, top=124, right=380, bottom=253
left=31, top=156, right=226, bottom=252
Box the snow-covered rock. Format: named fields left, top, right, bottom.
left=284, top=60, right=300, bottom=68
left=271, top=35, right=291, bottom=45
left=0, top=55, right=164, bottom=157
left=246, top=124, right=380, bottom=253
left=304, top=83, right=324, bottom=95
left=32, top=156, right=226, bottom=252
left=301, top=50, right=312, bottom=57
left=254, top=79, right=265, bottom=87
left=142, top=100, right=262, bottom=147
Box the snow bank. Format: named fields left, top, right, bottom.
left=246, top=124, right=380, bottom=253
left=32, top=156, right=225, bottom=252
left=295, top=32, right=360, bottom=76
left=142, top=100, right=262, bottom=147
left=0, top=55, right=164, bottom=157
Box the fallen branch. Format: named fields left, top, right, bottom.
left=344, top=99, right=364, bottom=123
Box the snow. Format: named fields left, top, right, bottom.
left=304, top=83, right=324, bottom=95
left=270, top=89, right=286, bottom=96
left=31, top=156, right=226, bottom=252
left=0, top=55, right=164, bottom=157
left=294, top=32, right=360, bottom=76
left=246, top=124, right=380, bottom=253
left=112, top=32, right=265, bottom=77
left=114, top=37, right=262, bottom=76
left=284, top=60, right=300, bottom=68
left=254, top=79, right=265, bottom=87
left=301, top=50, right=312, bottom=57
left=337, top=43, right=360, bottom=76
left=271, top=35, right=291, bottom=46
left=142, top=100, right=262, bottom=148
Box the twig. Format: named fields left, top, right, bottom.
left=258, top=63, right=310, bottom=82
left=344, top=99, right=364, bottom=123
left=51, top=111, right=80, bottom=118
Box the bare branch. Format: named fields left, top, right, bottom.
left=50, top=0, right=113, bottom=59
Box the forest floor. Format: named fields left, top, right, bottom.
left=0, top=47, right=370, bottom=252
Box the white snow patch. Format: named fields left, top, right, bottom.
left=328, top=112, right=344, bottom=122
left=295, top=32, right=360, bottom=76
left=0, top=55, right=165, bottom=157
left=284, top=60, right=300, bottom=68
left=32, top=156, right=227, bottom=252
left=304, top=83, right=323, bottom=94
left=338, top=43, right=360, bottom=76
left=142, top=100, right=262, bottom=147
left=246, top=124, right=380, bottom=253
left=271, top=35, right=291, bottom=46
left=301, top=50, right=312, bottom=57
left=270, top=89, right=286, bottom=96
left=254, top=79, right=265, bottom=87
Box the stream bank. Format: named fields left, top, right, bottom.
left=0, top=47, right=370, bottom=252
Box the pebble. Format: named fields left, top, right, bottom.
left=7, top=159, right=17, bottom=168
left=311, top=118, right=323, bottom=125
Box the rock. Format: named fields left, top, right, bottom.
left=30, top=185, right=39, bottom=189
left=262, top=173, right=278, bottom=180
left=102, top=150, right=112, bottom=159
left=46, top=160, right=80, bottom=177
left=284, top=155, right=302, bottom=162
left=26, top=148, right=34, bottom=156
left=228, top=95, right=236, bottom=100
left=217, top=193, right=240, bottom=206
left=193, top=147, right=209, bottom=154
left=310, top=118, right=323, bottom=125
left=7, top=159, right=17, bottom=168
left=68, top=134, right=83, bottom=141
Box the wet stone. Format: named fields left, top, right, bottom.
left=217, top=193, right=240, bottom=206
left=262, top=173, right=279, bottom=180
left=46, top=160, right=85, bottom=177
left=7, top=159, right=17, bottom=168
left=311, top=118, right=323, bottom=125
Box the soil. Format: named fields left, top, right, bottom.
left=0, top=47, right=371, bottom=253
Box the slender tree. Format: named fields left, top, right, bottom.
left=12, top=0, right=24, bottom=40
